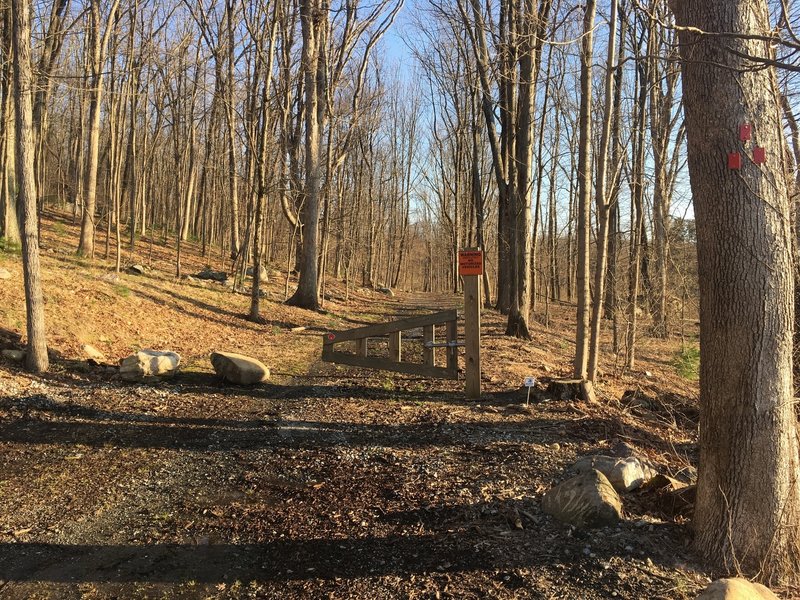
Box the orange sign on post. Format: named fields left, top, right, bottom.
left=458, top=250, right=483, bottom=276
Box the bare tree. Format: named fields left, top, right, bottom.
left=77, top=0, right=121, bottom=257
left=11, top=0, right=48, bottom=372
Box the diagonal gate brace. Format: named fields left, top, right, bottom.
left=321, top=309, right=459, bottom=380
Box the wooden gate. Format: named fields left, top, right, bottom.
left=321, top=309, right=459, bottom=379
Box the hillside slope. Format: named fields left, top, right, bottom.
left=0, top=212, right=718, bottom=599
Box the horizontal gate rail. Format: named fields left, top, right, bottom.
left=321, top=309, right=459, bottom=380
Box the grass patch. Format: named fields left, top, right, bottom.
left=53, top=222, right=67, bottom=236
left=113, top=284, right=131, bottom=298
left=0, top=237, right=21, bottom=255
left=672, top=345, right=700, bottom=381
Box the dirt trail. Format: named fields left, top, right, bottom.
left=0, top=252, right=707, bottom=598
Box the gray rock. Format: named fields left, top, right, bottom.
left=696, top=578, right=778, bottom=600
left=542, top=469, right=623, bottom=528
left=195, top=267, right=228, bottom=282
left=246, top=266, right=269, bottom=282
left=119, top=350, right=180, bottom=381
left=0, top=267, right=11, bottom=280
left=83, top=344, right=106, bottom=362
left=127, top=264, right=145, bottom=275
left=377, top=286, right=395, bottom=297
left=1, top=349, right=25, bottom=362
left=573, top=455, right=657, bottom=493
left=210, top=351, right=270, bottom=385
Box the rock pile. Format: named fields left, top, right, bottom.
left=542, top=447, right=690, bottom=530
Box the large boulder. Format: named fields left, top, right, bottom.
left=696, top=578, right=779, bottom=600
left=572, top=455, right=657, bottom=493
left=542, top=469, right=623, bottom=528
left=119, top=350, right=180, bottom=381
left=210, top=352, right=270, bottom=385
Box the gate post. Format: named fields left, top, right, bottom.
left=459, top=248, right=482, bottom=399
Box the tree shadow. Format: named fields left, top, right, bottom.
left=0, top=513, right=690, bottom=587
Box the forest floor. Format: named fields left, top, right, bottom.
left=0, top=210, right=737, bottom=599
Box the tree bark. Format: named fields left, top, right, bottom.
left=287, top=0, right=326, bottom=310
left=573, top=0, right=595, bottom=380
left=77, top=0, right=120, bottom=257
left=11, top=0, right=48, bottom=372
left=673, top=0, right=800, bottom=584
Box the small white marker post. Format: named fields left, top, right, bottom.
left=459, top=248, right=482, bottom=400
left=524, top=376, right=537, bottom=406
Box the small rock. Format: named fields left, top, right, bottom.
left=126, top=264, right=145, bottom=275
left=640, top=473, right=686, bottom=494
left=542, top=364, right=552, bottom=373
left=673, top=465, right=698, bottom=485
left=542, top=469, right=623, bottom=528
left=1, top=349, right=25, bottom=362
left=621, top=389, right=656, bottom=410
left=573, top=455, right=655, bottom=493
left=0, top=267, right=11, bottom=280
left=210, top=351, right=270, bottom=385
left=119, top=350, right=180, bottom=381
left=610, top=441, right=637, bottom=458
left=696, top=578, right=779, bottom=600
left=83, top=344, right=105, bottom=362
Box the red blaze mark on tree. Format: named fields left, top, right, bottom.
left=739, top=123, right=752, bottom=141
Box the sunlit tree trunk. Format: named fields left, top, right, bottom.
left=673, top=0, right=800, bottom=584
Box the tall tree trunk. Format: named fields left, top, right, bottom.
left=77, top=0, right=119, bottom=257
left=673, top=0, right=800, bottom=584
left=587, top=0, right=619, bottom=383
left=11, top=0, right=48, bottom=372
left=287, top=0, right=326, bottom=310
left=0, top=6, right=18, bottom=245
left=573, top=0, right=596, bottom=380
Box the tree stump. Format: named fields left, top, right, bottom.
left=547, top=378, right=597, bottom=402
